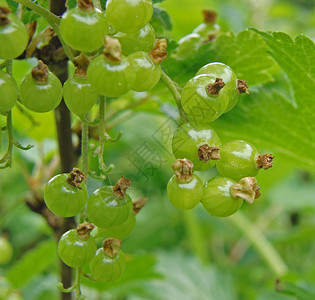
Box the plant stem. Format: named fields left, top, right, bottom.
left=183, top=210, right=209, bottom=264
left=75, top=268, right=82, bottom=299
left=229, top=211, right=288, bottom=276
left=161, top=71, right=188, bottom=122
left=97, top=96, right=114, bottom=173
left=81, top=120, right=89, bottom=175
left=13, top=0, right=60, bottom=25
left=13, top=0, right=74, bottom=61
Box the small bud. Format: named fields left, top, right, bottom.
left=31, top=60, right=49, bottom=84
left=133, top=198, right=148, bottom=214
left=0, top=6, right=11, bottom=26
left=203, top=9, right=217, bottom=24
left=73, top=53, right=90, bottom=76
left=256, top=154, right=274, bottom=170
left=149, top=39, right=168, bottom=64
left=237, top=80, right=249, bottom=94
left=77, top=0, right=94, bottom=11
left=103, top=36, right=122, bottom=63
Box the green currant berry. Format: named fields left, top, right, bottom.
left=0, top=237, right=13, bottom=265
left=95, top=214, right=136, bottom=239
left=58, top=223, right=97, bottom=267
left=87, top=176, right=133, bottom=228
left=44, top=168, right=88, bottom=217
left=202, top=177, right=243, bottom=217
left=129, top=51, right=161, bottom=92
left=172, top=123, right=221, bottom=171
left=202, top=176, right=261, bottom=217
left=60, top=4, right=108, bottom=53
left=106, top=0, right=153, bottom=34
left=63, top=75, right=98, bottom=117
left=20, top=61, right=62, bottom=113
left=0, top=7, right=28, bottom=59
left=115, top=23, right=155, bottom=56
left=193, top=23, right=220, bottom=40
left=216, top=140, right=274, bottom=181
left=181, top=74, right=229, bottom=124
left=197, top=62, right=239, bottom=112
left=90, top=239, right=126, bottom=282
left=167, top=159, right=203, bottom=210
left=174, top=33, right=202, bottom=60
left=0, top=70, right=18, bottom=114
left=87, top=38, right=135, bottom=97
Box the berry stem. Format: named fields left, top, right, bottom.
left=96, top=96, right=114, bottom=174
left=75, top=267, right=82, bottom=299
left=81, top=118, right=89, bottom=175
left=160, top=71, right=189, bottom=122
left=0, top=60, right=13, bottom=169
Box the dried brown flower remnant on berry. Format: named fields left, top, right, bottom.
left=102, top=238, right=122, bottom=258
left=0, top=6, right=11, bottom=26
left=104, top=36, right=122, bottom=63
left=256, top=154, right=274, bottom=170
left=237, top=79, right=249, bottom=94
left=203, top=9, right=217, bottom=24
left=31, top=60, right=49, bottom=83
left=67, top=168, right=87, bottom=189
left=76, top=222, right=95, bottom=239
left=78, top=0, right=94, bottom=11
left=207, top=78, right=225, bottom=95
left=150, top=39, right=168, bottom=64
left=172, top=158, right=194, bottom=183
left=113, top=175, right=131, bottom=198
left=231, top=177, right=261, bottom=204
left=133, top=198, right=148, bottom=214
left=198, top=145, right=220, bottom=162
left=73, top=53, right=90, bottom=76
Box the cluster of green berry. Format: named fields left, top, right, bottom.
left=174, top=9, right=220, bottom=60
left=167, top=62, right=274, bottom=217
left=44, top=169, right=145, bottom=282
left=0, top=0, right=165, bottom=117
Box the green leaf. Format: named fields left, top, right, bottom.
left=151, top=7, right=172, bottom=35
left=7, top=240, right=57, bottom=288
left=210, top=31, right=315, bottom=171
left=153, top=0, right=165, bottom=3
left=164, top=29, right=276, bottom=86
left=275, top=280, right=315, bottom=300
left=138, top=252, right=236, bottom=300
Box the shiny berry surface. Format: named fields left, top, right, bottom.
left=0, top=14, right=28, bottom=59
left=63, top=75, right=98, bottom=117
left=87, top=55, right=135, bottom=97
left=202, top=176, right=243, bottom=217
left=129, top=51, right=161, bottom=92
left=90, top=248, right=126, bottom=282
left=0, top=70, right=18, bottom=114
left=106, top=0, right=153, bottom=33
left=193, top=23, right=220, bottom=40
left=172, top=123, right=221, bottom=171
left=58, top=229, right=97, bottom=267
left=196, top=62, right=239, bottom=112
left=44, top=174, right=88, bottom=217
left=167, top=174, right=203, bottom=210
left=174, top=33, right=202, bottom=60
left=96, top=214, right=136, bottom=239
left=216, top=140, right=259, bottom=181
left=20, top=71, right=62, bottom=113
left=115, top=23, right=155, bottom=56
left=181, top=74, right=229, bottom=124
left=60, top=7, right=108, bottom=52
left=87, top=186, right=133, bottom=228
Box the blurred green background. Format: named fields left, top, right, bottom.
left=1, top=0, right=315, bottom=299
